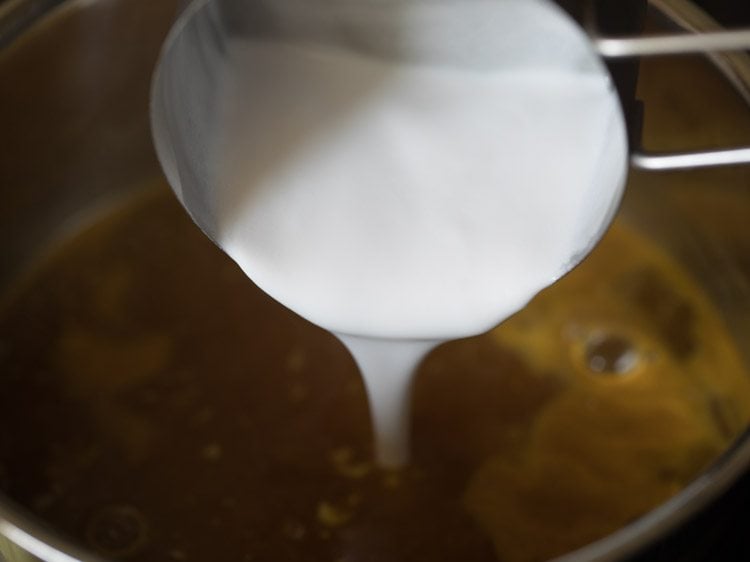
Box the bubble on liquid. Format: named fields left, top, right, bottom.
left=585, top=333, right=639, bottom=375
left=282, top=518, right=307, bottom=541
left=381, top=470, right=403, bottom=490
left=201, top=443, right=223, bottom=462
left=220, top=496, right=238, bottom=509
left=86, top=504, right=148, bottom=557
left=288, top=382, right=308, bottom=404
left=285, top=348, right=307, bottom=373
left=192, top=407, right=214, bottom=426
left=168, top=548, right=188, bottom=560
left=329, top=447, right=371, bottom=479
left=316, top=500, right=354, bottom=527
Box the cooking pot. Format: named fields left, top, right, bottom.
left=1, top=0, right=750, bottom=561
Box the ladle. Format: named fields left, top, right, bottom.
left=150, top=0, right=631, bottom=467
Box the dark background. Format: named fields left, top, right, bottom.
left=695, top=0, right=750, bottom=26
left=629, top=460, right=750, bottom=561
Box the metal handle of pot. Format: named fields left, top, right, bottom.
left=590, top=1, right=750, bottom=171
left=596, top=29, right=750, bottom=58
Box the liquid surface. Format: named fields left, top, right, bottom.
left=1, top=186, right=749, bottom=562
left=205, top=1, right=626, bottom=464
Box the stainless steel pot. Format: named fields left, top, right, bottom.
left=1, top=0, right=750, bottom=561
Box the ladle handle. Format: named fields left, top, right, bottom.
left=588, top=0, right=750, bottom=170
left=629, top=147, right=750, bottom=171
left=595, top=29, right=750, bottom=58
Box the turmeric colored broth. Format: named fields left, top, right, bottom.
left=0, top=184, right=748, bottom=562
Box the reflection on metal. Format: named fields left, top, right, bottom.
left=596, top=29, right=750, bottom=58
left=632, top=147, right=750, bottom=170
left=0, top=531, right=42, bottom=562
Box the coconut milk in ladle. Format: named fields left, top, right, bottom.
left=151, top=0, right=628, bottom=467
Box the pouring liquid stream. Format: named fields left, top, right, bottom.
left=211, top=36, right=627, bottom=467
